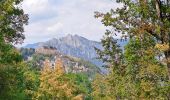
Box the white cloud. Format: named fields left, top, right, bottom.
left=47, top=22, right=63, bottom=33
left=22, top=0, right=49, bottom=14
left=21, top=0, right=122, bottom=46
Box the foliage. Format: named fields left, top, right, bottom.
left=20, top=48, right=35, bottom=60
left=93, top=0, right=170, bottom=99
left=95, top=30, right=123, bottom=66
left=95, top=0, right=170, bottom=80
left=0, top=63, right=25, bottom=100
left=0, top=0, right=28, bottom=44
left=2, top=0, right=170, bottom=99
left=91, top=74, right=113, bottom=100
left=0, top=59, right=39, bottom=100
left=0, top=0, right=30, bottom=99
left=36, top=59, right=78, bottom=99
left=125, top=36, right=169, bottom=99
left=66, top=73, right=92, bottom=99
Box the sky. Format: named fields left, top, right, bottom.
left=20, top=0, right=121, bottom=46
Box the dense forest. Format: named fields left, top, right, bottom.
left=0, top=0, right=170, bottom=100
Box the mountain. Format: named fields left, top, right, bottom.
left=24, top=34, right=128, bottom=67
left=25, top=34, right=102, bottom=66
left=24, top=43, right=42, bottom=48
left=20, top=47, right=100, bottom=77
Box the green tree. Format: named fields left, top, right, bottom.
left=95, top=0, right=170, bottom=81
left=125, top=36, right=168, bottom=99
left=94, top=31, right=127, bottom=99
left=94, top=0, right=170, bottom=99
left=67, top=73, right=92, bottom=99
left=20, top=62, right=40, bottom=99
left=95, top=30, right=123, bottom=67
left=0, top=57, right=39, bottom=100
left=91, top=74, right=113, bottom=100
left=0, top=0, right=28, bottom=66
left=0, top=0, right=29, bottom=99
left=0, top=0, right=28, bottom=44
left=0, top=62, right=25, bottom=100
left=0, top=0, right=28, bottom=63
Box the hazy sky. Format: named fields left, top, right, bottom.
left=20, top=0, right=121, bottom=46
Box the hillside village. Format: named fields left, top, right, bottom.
left=22, top=46, right=99, bottom=74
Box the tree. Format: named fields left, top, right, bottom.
left=94, top=31, right=128, bottom=99
left=91, top=74, right=113, bottom=100
left=0, top=62, right=26, bottom=100
left=95, top=0, right=170, bottom=81
left=67, top=73, right=92, bottom=99
left=0, top=0, right=29, bottom=99
left=125, top=36, right=168, bottom=99
left=0, top=0, right=28, bottom=44
left=0, top=0, right=28, bottom=63
left=36, top=59, right=77, bottom=99
left=21, top=63, right=39, bottom=99
left=0, top=57, right=39, bottom=100
left=95, top=30, right=123, bottom=67
left=0, top=0, right=28, bottom=64
left=94, top=0, right=170, bottom=99
left=48, top=58, right=75, bottom=99
left=55, top=58, right=65, bottom=75
left=35, top=59, right=53, bottom=99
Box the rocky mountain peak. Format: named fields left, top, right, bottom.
left=25, top=34, right=103, bottom=66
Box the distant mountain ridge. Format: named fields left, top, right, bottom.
left=24, top=34, right=128, bottom=67
left=25, top=34, right=103, bottom=66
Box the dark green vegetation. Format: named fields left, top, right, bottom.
left=0, top=0, right=170, bottom=100
left=93, top=0, right=170, bottom=99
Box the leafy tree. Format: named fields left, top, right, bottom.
left=94, top=0, right=170, bottom=99
left=0, top=63, right=25, bottom=100
left=0, top=0, right=28, bottom=99
left=125, top=36, right=169, bottom=99
left=35, top=59, right=53, bottom=99
left=36, top=59, right=77, bottom=99
left=91, top=74, right=113, bottom=100
left=94, top=31, right=128, bottom=99
left=36, top=58, right=96, bottom=100
left=67, top=73, right=92, bottom=99
left=95, top=0, right=170, bottom=81
left=0, top=0, right=28, bottom=44
left=0, top=57, right=39, bottom=100
left=0, top=0, right=28, bottom=63
left=20, top=62, right=40, bottom=99
left=95, top=30, right=123, bottom=67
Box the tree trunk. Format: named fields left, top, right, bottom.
left=156, top=0, right=161, bottom=18
left=164, top=50, right=170, bottom=100
left=164, top=50, right=170, bottom=80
